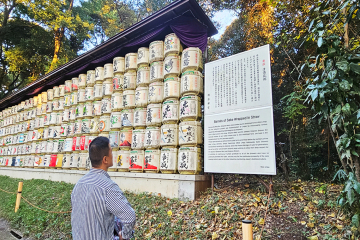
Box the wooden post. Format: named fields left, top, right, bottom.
left=14, top=181, right=23, bottom=213
left=211, top=174, right=214, bottom=192
left=242, top=220, right=253, bottom=240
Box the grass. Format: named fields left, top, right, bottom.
left=0, top=175, right=353, bottom=240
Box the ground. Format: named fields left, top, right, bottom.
left=0, top=174, right=356, bottom=239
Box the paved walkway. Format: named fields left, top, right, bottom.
left=0, top=218, right=33, bottom=240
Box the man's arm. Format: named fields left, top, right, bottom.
left=106, top=185, right=136, bottom=239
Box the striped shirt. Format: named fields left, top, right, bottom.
left=71, top=168, right=136, bottom=240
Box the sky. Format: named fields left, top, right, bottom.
left=212, top=10, right=237, bottom=40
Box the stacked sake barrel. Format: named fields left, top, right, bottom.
left=0, top=32, right=204, bottom=175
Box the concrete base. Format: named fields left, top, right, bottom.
left=0, top=167, right=211, bottom=201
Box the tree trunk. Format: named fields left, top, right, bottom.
left=342, top=8, right=349, bottom=48
left=353, top=155, right=360, bottom=182
left=49, top=27, right=65, bottom=71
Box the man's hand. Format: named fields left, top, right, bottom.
left=119, top=232, right=123, bottom=240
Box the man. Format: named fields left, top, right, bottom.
left=71, top=136, right=136, bottom=240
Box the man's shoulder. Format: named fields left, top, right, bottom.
left=75, top=170, right=116, bottom=190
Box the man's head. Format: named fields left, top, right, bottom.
left=89, top=136, right=113, bottom=169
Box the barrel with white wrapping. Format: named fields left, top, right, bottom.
left=104, top=63, right=113, bottom=79
left=150, top=61, right=164, bottom=83
left=94, top=83, right=103, bottom=100
left=84, top=101, right=93, bottom=117
left=86, top=70, right=95, bottom=87
left=89, top=117, right=99, bottom=134
left=117, top=150, right=130, bottom=172
left=144, top=149, right=160, bottom=173
left=133, top=108, right=147, bottom=128
left=162, top=99, right=179, bottom=124
left=164, top=55, right=181, bottom=78
left=178, top=121, right=203, bottom=146
left=123, top=71, right=136, bottom=90
left=71, top=91, right=78, bottom=106
left=131, top=129, right=145, bottom=149
left=111, top=92, right=123, bottom=111
left=64, top=94, right=71, bottom=107
left=149, top=41, right=164, bottom=63
left=109, top=131, right=119, bottom=148
left=81, top=118, right=91, bottom=134
left=47, top=89, right=54, bottom=101
left=59, top=85, right=65, bottom=97
left=93, top=101, right=101, bottom=116
left=41, top=91, right=47, bottom=103
left=110, top=112, right=121, bottom=129
left=65, top=80, right=72, bottom=93
left=180, top=71, right=203, bottom=96
left=164, top=77, right=180, bottom=100
left=85, top=87, right=94, bottom=101
left=102, top=80, right=113, bottom=96
left=181, top=47, right=203, bottom=73
left=129, top=150, right=144, bottom=172
left=137, top=47, right=149, bottom=67
left=72, top=77, right=79, bottom=91
left=125, top=53, right=137, bottom=72
left=113, top=57, right=125, bottom=73
left=146, top=104, right=161, bottom=126
left=164, top=33, right=182, bottom=57
left=161, top=124, right=178, bottom=147
left=78, top=88, right=86, bottom=102
left=113, top=73, right=124, bottom=92
left=148, top=82, right=163, bottom=103
left=121, top=109, right=134, bottom=128
left=99, top=115, right=110, bottom=133
left=53, top=86, right=60, bottom=98
left=136, top=66, right=150, bottom=87
left=178, top=147, right=202, bottom=174
left=119, top=129, right=132, bottom=149
left=101, top=97, right=111, bottom=114
left=76, top=103, right=84, bottom=119
left=135, top=87, right=148, bottom=107
left=78, top=74, right=86, bottom=88
left=179, top=95, right=202, bottom=121
left=144, top=127, right=160, bottom=149
left=123, top=90, right=135, bottom=109
left=95, top=67, right=104, bottom=82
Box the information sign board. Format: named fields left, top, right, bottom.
left=204, top=45, right=276, bottom=175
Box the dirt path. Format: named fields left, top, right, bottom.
left=0, top=218, right=33, bottom=240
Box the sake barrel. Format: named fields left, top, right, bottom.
left=72, top=77, right=79, bottom=91
left=29, top=98, right=35, bottom=108
left=137, top=47, right=149, bottom=67
left=65, top=80, right=72, bottom=93
left=111, top=92, right=123, bottom=112
left=86, top=135, right=96, bottom=151
left=57, top=139, right=65, bottom=152
left=146, top=103, right=162, bottom=126
left=41, top=141, right=47, bottom=153
left=81, top=118, right=91, bottom=134
left=59, top=85, right=66, bottom=97
left=54, top=125, right=61, bottom=139
left=41, top=91, right=48, bottom=103
left=99, top=115, right=110, bottom=133
left=53, top=86, right=60, bottom=98
left=56, top=154, right=63, bottom=168
left=164, top=77, right=180, bottom=100
left=83, top=101, right=93, bottom=117
left=41, top=103, right=47, bottom=115
left=135, top=86, right=148, bottom=107
left=47, top=89, right=54, bottom=101
left=109, top=131, right=119, bottom=148
left=43, top=154, right=51, bottom=167
left=133, top=108, right=147, bottom=128
left=52, top=99, right=59, bottom=112
left=60, top=124, right=67, bottom=138
left=179, top=95, right=202, bottom=121
left=113, top=57, right=125, bottom=73
left=101, top=97, right=112, bottom=114
left=102, top=80, right=113, bottom=96
left=49, top=154, right=57, bottom=167
left=72, top=136, right=81, bottom=151
left=71, top=91, right=78, bottom=106
left=85, top=86, right=94, bottom=101
left=129, top=150, right=144, bottom=172
left=69, top=107, right=76, bottom=121
left=180, top=71, right=203, bottom=96
left=123, top=90, right=135, bottom=109
left=79, top=135, right=87, bottom=151
left=119, top=129, right=132, bottom=149
left=49, top=112, right=57, bottom=125
left=178, top=146, right=202, bottom=174
left=123, top=71, right=136, bottom=90
left=95, top=67, right=104, bottom=82
left=64, top=137, right=72, bottom=152
left=78, top=151, right=88, bottom=170
left=25, top=100, right=30, bottom=110
left=70, top=151, right=80, bottom=169
left=66, top=121, right=75, bottom=137
left=78, top=73, right=87, bottom=89
left=93, top=101, right=102, bottom=116
left=89, top=117, right=99, bottom=134
left=131, top=129, right=145, bottom=149
left=125, top=53, right=137, bottom=71
left=78, top=88, right=86, bottom=102
left=104, top=63, right=114, bottom=80
left=117, top=150, right=130, bottom=172
left=148, top=82, right=163, bottom=104
left=64, top=93, right=71, bottom=107
left=149, top=41, right=164, bottom=63
left=161, top=124, right=179, bottom=147
left=164, top=55, right=181, bottom=78
left=121, top=109, right=134, bottom=128
left=144, top=127, right=160, bottom=149
left=86, top=70, right=95, bottom=87
left=110, top=112, right=121, bottom=129
left=76, top=103, right=84, bottom=119
left=150, top=61, right=164, bottom=83
left=94, top=83, right=103, bottom=100
left=144, top=149, right=160, bottom=173
left=58, top=99, right=65, bottom=110
left=164, top=33, right=182, bottom=57
left=136, top=66, right=150, bottom=87
left=113, top=73, right=124, bottom=92
left=179, top=121, right=203, bottom=146
left=74, top=119, right=82, bottom=135
left=181, top=47, right=203, bottom=73
left=62, top=108, right=70, bottom=122
left=52, top=140, right=59, bottom=154
left=62, top=153, right=71, bottom=169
